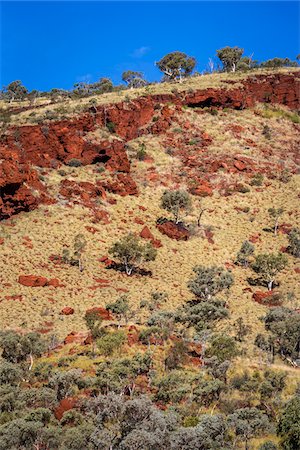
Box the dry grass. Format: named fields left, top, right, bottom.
left=0, top=100, right=299, bottom=377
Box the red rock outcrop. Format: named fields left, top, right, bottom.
left=252, top=290, right=282, bottom=306
left=157, top=220, right=190, bottom=241
left=0, top=71, right=298, bottom=219
left=60, top=307, right=75, bottom=315
left=139, top=226, right=162, bottom=248
left=18, top=275, right=62, bottom=287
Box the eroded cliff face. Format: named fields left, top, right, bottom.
left=0, top=71, right=299, bottom=219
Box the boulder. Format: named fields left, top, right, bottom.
left=60, top=307, right=74, bottom=315
left=157, top=220, right=190, bottom=241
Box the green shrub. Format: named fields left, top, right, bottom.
left=106, top=121, right=116, bottom=133
left=66, top=159, right=82, bottom=167
left=97, top=331, right=126, bottom=356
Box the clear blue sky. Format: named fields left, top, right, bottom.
left=1, top=1, right=299, bottom=91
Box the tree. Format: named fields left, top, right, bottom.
left=0, top=331, right=46, bottom=370
left=268, top=207, right=284, bottom=235
left=206, top=334, right=239, bottom=363
left=216, top=46, right=244, bottom=72
left=188, top=265, right=234, bottom=299
left=84, top=310, right=105, bottom=340
left=161, top=190, right=192, bottom=224
left=229, top=407, right=272, bottom=450
left=97, top=331, right=126, bottom=357
left=156, top=51, right=196, bottom=82
left=236, top=55, right=259, bottom=71
left=106, top=295, right=132, bottom=325
left=251, top=253, right=288, bottom=291
left=122, top=71, right=147, bottom=88
left=277, top=396, right=300, bottom=450
left=260, top=57, right=298, bottom=68
left=236, top=241, right=255, bottom=267
left=176, top=298, right=229, bottom=331
left=287, top=228, right=300, bottom=258
left=62, top=233, right=87, bottom=272
left=2, top=80, right=28, bottom=102
left=258, top=442, right=278, bottom=450
left=233, top=317, right=251, bottom=342
left=262, top=307, right=300, bottom=362
left=108, top=233, right=157, bottom=276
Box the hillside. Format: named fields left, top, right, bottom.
left=0, top=69, right=300, bottom=449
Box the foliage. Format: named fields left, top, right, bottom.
left=66, top=158, right=82, bottom=167
left=97, top=331, right=126, bottom=356
left=287, top=228, right=300, bottom=258
left=161, top=190, right=192, bottom=224
left=251, top=253, right=288, bottom=290
left=236, top=241, right=255, bottom=267
left=187, top=265, right=234, bottom=299
left=156, top=51, right=196, bottom=81
left=217, top=46, right=244, bottom=72
left=106, top=295, right=132, bottom=325
left=62, top=233, right=87, bottom=271
left=84, top=310, right=104, bottom=340
left=206, top=334, right=239, bottom=362
left=176, top=298, right=229, bottom=331
left=0, top=331, right=46, bottom=365
left=277, top=396, right=300, bottom=450
left=122, top=71, right=147, bottom=88
left=268, top=207, right=284, bottom=235
left=229, top=407, right=272, bottom=449
left=1, top=80, right=28, bottom=101
left=260, top=57, right=298, bottom=68
left=108, top=233, right=157, bottom=275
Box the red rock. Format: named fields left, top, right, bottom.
left=85, top=307, right=112, bottom=320
left=18, top=275, right=49, bottom=287
left=0, top=238, right=4, bottom=245
left=157, top=220, right=190, bottom=241
left=102, top=173, right=138, bottom=196
left=61, top=307, right=74, bottom=315
left=134, top=217, right=144, bottom=225
left=140, top=226, right=155, bottom=240
left=295, top=268, right=300, bottom=274
left=253, top=290, right=282, bottom=306
left=190, top=180, right=213, bottom=197
left=64, top=331, right=89, bottom=345
left=47, top=278, right=62, bottom=288
left=4, top=295, right=23, bottom=301
left=234, top=160, right=247, bottom=171
left=54, top=397, right=78, bottom=420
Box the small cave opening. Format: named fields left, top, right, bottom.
left=0, top=183, right=21, bottom=199
left=92, top=149, right=111, bottom=165
left=187, top=97, right=221, bottom=109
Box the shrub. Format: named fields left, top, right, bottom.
left=108, top=233, right=157, bottom=276
left=250, top=173, right=264, bottom=186
left=251, top=253, right=288, bottom=290
left=106, top=121, right=116, bottom=133
left=287, top=228, right=300, bottom=257
left=97, top=331, right=126, bottom=356
left=161, top=190, right=192, bottom=224
left=66, top=159, right=82, bottom=167
left=188, top=265, right=234, bottom=299
left=136, top=143, right=147, bottom=161
left=236, top=240, right=255, bottom=267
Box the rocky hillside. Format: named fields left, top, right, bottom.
left=0, top=68, right=300, bottom=450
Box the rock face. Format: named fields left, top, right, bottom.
left=0, top=71, right=299, bottom=219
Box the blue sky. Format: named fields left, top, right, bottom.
left=1, top=1, right=299, bottom=91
